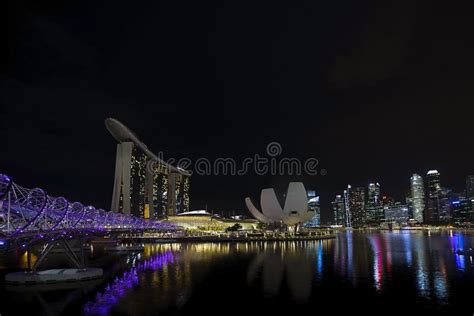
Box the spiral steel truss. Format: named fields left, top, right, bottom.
left=0, top=174, right=177, bottom=249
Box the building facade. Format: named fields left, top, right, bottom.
left=366, top=182, right=384, bottom=225
left=450, top=192, right=471, bottom=224
left=410, top=174, right=425, bottom=223
left=106, top=118, right=190, bottom=219
left=332, top=194, right=345, bottom=226
left=467, top=175, right=474, bottom=199
left=384, top=202, right=410, bottom=226
left=305, top=191, right=321, bottom=227
left=426, top=170, right=442, bottom=224
left=343, top=186, right=352, bottom=228
left=349, top=187, right=366, bottom=227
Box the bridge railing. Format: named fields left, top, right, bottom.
left=0, top=174, right=177, bottom=246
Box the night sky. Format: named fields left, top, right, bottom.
left=2, top=1, right=474, bottom=222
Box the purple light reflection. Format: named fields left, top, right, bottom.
left=83, top=250, right=176, bottom=316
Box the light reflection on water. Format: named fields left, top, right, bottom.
left=3, top=231, right=474, bottom=315
left=83, top=248, right=177, bottom=316
left=99, top=232, right=474, bottom=313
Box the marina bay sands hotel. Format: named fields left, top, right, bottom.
left=105, top=118, right=190, bottom=219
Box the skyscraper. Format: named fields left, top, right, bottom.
left=332, top=194, right=345, bottom=226
left=438, top=187, right=452, bottom=223
left=105, top=118, right=191, bottom=219
left=349, top=187, right=366, bottom=227
left=466, top=175, right=474, bottom=200
left=343, top=186, right=352, bottom=228
left=382, top=195, right=395, bottom=223
left=427, top=170, right=442, bottom=195
left=466, top=175, right=474, bottom=223
left=410, top=174, right=425, bottom=223
left=405, top=190, right=413, bottom=219
left=305, top=191, right=321, bottom=227
left=381, top=195, right=395, bottom=208
left=426, top=170, right=441, bottom=224
left=367, top=182, right=381, bottom=203
left=450, top=192, right=471, bottom=224
left=366, top=182, right=383, bottom=225
left=384, top=202, right=409, bottom=226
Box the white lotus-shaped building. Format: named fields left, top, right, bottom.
left=245, top=182, right=314, bottom=226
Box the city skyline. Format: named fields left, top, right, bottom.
left=3, top=1, right=474, bottom=314
left=3, top=1, right=474, bottom=222
left=330, top=170, right=474, bottom=227
left=2, top=112, right=474, bottom=222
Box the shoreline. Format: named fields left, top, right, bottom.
left=117, top=234, right=336, bottom=243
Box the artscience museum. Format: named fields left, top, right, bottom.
left=245, top=182, right=315, bottom=228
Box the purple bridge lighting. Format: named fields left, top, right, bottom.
left=0, top=173, right=177, bottom=250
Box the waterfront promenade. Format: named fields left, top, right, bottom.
left=116, top=230, right=336, bottom=243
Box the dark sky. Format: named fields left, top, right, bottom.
left=2, top=0, right=474, bottom=223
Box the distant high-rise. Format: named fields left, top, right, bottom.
left=343, top=186, right=352, bottom=228
left=105, top=118, right=191, bottom=219
left=410, top=174, right=425, bottom=223
left=382, top=195, right=395, bottom=222
left=405, top=191, right=413, bottom=219
left=384, top=202, right=409, bottom=226
left=427, top=170, right=442, bottom=197
left=466, top=175, right=474, bottom=200
left=349, top=187, right=366, bottom=227
left=450, top=192, right=471, bottom=224
left=381, top=195, right=395, bottom=206
left=368, top=183, right=381, bottom=204
left=366, top=182, right=383, bottom=225
left=332, top=194, right=345, bottom=226
left=426, top=170, right=442, bottom=224
left=466, top=175, right=474, bottom=222
left=438, top=188, right=452, bottom=223
left=305, top=191, right=320, bottom=227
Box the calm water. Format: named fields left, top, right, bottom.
left=1, top=231, right=474, bottom=315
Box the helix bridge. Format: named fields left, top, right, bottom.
left=0, top=173, right=176, bottom=273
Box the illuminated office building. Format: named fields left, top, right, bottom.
left=349, top=187, right=366, bottom=227
left=304, top=191, right=321, bottom=227
left=450, top=192, right=471, bottom=224
left=381, top=195, right=395, bottom=208
left=466, top=175, right=474, bottom=222
left=332, top=194, right=345, bottom=226
left=466, top=175, right=474, bottom=200
left=343, top=185, right=352, bottom=228
left=410, top=174, right=425, bottom=223
left=382, top=195, right=395, bottom=221
left=366, top=182, right=383, bottom=225
left=384, top=202, right=409, bottom=226
left=368, top=183, right=381, bottom=203
left=426, top=170, right=442, bottom=224
left=438, top=188, right=452, bottom=223
left=405, top=191, right=413, bottom=219
left=427, top=170, right=442, bottom=195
